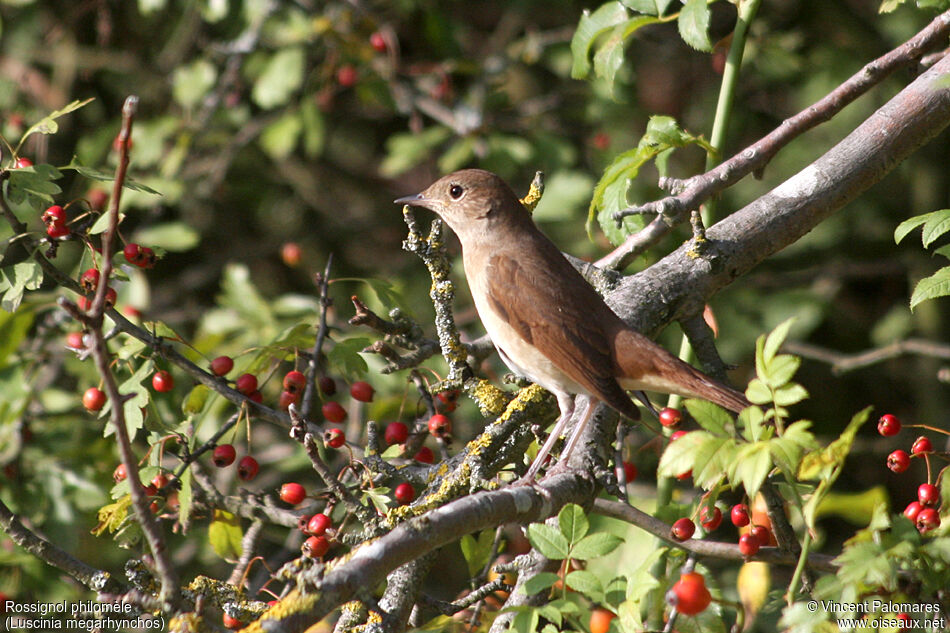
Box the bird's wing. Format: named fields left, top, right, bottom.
left=484, top=249, right=639, bottom=419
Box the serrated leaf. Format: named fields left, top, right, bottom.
left=565, top=569, right=604, bottom=598
left=761, top=354, right=800, bottom=388
left=692, top=436, right=739, bottom=490
left=208, top=509, right=243, bottom=559
left=526, top=523, right=570, bottom=560
left=570, top=532, right=623, bottom=559
left=910, top=266, right=950, bottom=311
left=730, top=442, right=773, bottom=499
left=558, top=503, right=589, bottom=545
left=658, top=430, right=704, bottom=478
left=520, top=572, right=559, bottom=596
left=684, top=398, right=731, bottom=435
left=763, top=318, right=795, bottom=365
left=536, top=605, right=563, bottom=627
left=605, top=576, right=627, bottom=608
left=570, top=2, right=629, bottom=79
left=920, top=208, right=950, bottom=247
left=327, top=337, right=371, bottom=379
left=361, top=278, right=402, bottom=308
left=772, top=383, right=808, bottom=407
left=799, top=407, right=870, bottom=481
left=745, top=378, right=772, bottom=405
left=17, top=99, right=93, bottom=148
left=92, top=494, right=133, bottom=536
left=63, top=160, right=163, bottom=194
left=178, top=467, right=193, bottom=528
left=677, top=0, right=711, bottom=51
left=508, top=607, right=539, bottom=633
left=252, top=47, right=305, bottom=109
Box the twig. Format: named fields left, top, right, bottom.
left=302, top=254, right=334, bottom=419
left=598, top=9, right=950, bottom=270
left=784, top=338, right=950, bottom=375
left=227, top=520, right=265, bottom=587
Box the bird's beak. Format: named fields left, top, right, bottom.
left=394, top=193, right=439, bottom=212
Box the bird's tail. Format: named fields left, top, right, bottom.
left=612, top=329, right=750, bottom=414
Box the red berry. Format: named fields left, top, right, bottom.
left=46, top=222, right=70, bottom=238
left=210, top=356, right=234, bottom=376
left=279, top=482, right=306, bottom=505
left=324, top=428, right=345, bottom=449
left=337, top=64, right=358, bottom=87
left=322, top=401, right=346, bottom=424
left=212, top=444, right=236, bottom=467
left=237, top=455, right=259, bottom=481
left=916, top=507, right=940, bottom=533
left=384, top=422, right=409, bottom=445
left=622, top=461, right=637, bottom=482
left=750, top=524, right=771, bottom=547
left=911, top=436, right=933, bottom=456
left=370, top=31, right=387, bottom=53
left=676, top=469, right=692, bottom=481
left=318, top=376, right=336, bottom=395
left=152, top=473, right=170, bottom=489
left=670, top=572, right=711, bottom=616
left=66, top=331, right=85, bottom=349
left=436, top=390, right=460, bottom=406
left=235, top=373, right=258, bottom=395
left=307, top=513, right=332, bottom=536
left=918, top=483, right=939, bottom=507
left=278, top=390, right=299, bottom=409
left=103, top=286, right=117, bottom=308
left=699, top=505, right=722, bottom=531
left=80, top=268, right=101, bottom=291
left=113, top=463, right=127, bottom=483
left=123, top=243, right=142, bottom=264
left=414, top=446, right=435, bottom=463
left=223, top=613, right=243, bottom=630
left=877, top=413, right=902, bottom=437
left=427, top=414, right=451, bottom=438
left=83, top=387, right=106, bottom=411
left=887, top=449, right=910, bottom=473
left=738, top=533, right=760, bottom=557
left=137, top=246, right=156, bottom=268
left=589, top=608, right=615, bottom=633
left=671, top=517, right=695, bottom=541
left=248, top=389, right=263, bottom=403
left=42, top=205, right=66, bottom=225
left=350, top=380, right=374, bottom=402
left=152, top=370, right=174, bottom=392
left=731, top=504, right=750, bottom=527
left=659, top=407, right=683, bottom=428
left=669, top=430, right=687, bottom=442
left=281, top=242, right=302, bottom=267
left=283, top=370, right=307, bottom=394
left=303, top=535, right=330, bottom=558
left=591, top=132, right=611, bottom=151
left=904, top=501, right=923, bottom=522
left=394, top=482, right=415, bottom=505
left=14, top=157, right=33, bottom=168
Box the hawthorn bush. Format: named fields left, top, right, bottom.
left=1, top=2, right=949, bottom=633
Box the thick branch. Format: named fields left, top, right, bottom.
left=607, top=53, right=950, bottom=335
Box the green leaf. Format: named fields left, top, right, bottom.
left=762, top=318, right=795, bottom=366
left=910, top=266, right=950, bottom=311
left=520, top=572, right=559, bottom=596
left=0, top=307, right=34, bottom=369
left=459, top=530, right=496, bottom=577
left=558, top=503, right=589, bottom=545
left=565, top=569, right=604, bottom=598
left=605, top=576, right=627, bottom=608
left=526, top=523, right=570, bottom=560
left=252, top=47, right=305, bottom=109
left=745, top=378, right=772, bottom=405
left=300, top=99, right=326, bottom=158
left=684, top=399, right=732, bottom=435
left=260, top=110, right=303, bottom=160
left=677, top=0, right=711, bottom=51
left=5, top=164, right=63, bottom=207
left=208, top=509, right=243, bottom=559
left=327, top=337, right=371, bottom=379
left=177, top=467, right=193, bottom=526
left=380, top=127, right=451, bottom=177
left=16, top=99, right=93, bottom=148
left=772, top=383, right=809, bottom=407
left=570, top=532, right=623, bottom=559
left=570, top=2, right=629, bottom=79
left=133, top=221, right=200, bottom=252
left=761, top=354, right=800, bottom=388
left=894, top=208, right=929, bottom=243
left=508, top=607, right=539, bottom=633
left=730, top=441, right=773, bottom=499
left=173, top=59, right=217, bottom=109
left=182, top=385, right=210, bottom=415
left=63, top=159, right=163, bottom=194
left=895, top=209, right=950, bottom=246
left=621, top=0, right=659, bottom=15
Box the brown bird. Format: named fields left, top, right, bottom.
left=396, top=169, right=748, bottom=480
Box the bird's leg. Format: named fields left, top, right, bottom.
left=520, top=392, right=575, bottom=482
left=559, top=395, right=598, bottom=465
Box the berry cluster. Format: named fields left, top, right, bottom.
left=879, top=413, right=945, bottom=534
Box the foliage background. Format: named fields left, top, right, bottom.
left=0, top=0, right=948, bottom=625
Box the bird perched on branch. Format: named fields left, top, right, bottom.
left=396, top=169, right=748, bottom=481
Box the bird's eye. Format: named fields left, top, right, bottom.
left=449, top=184, right=464, bottom=199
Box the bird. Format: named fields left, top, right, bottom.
left=395, top=169, right=748, bottom=480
